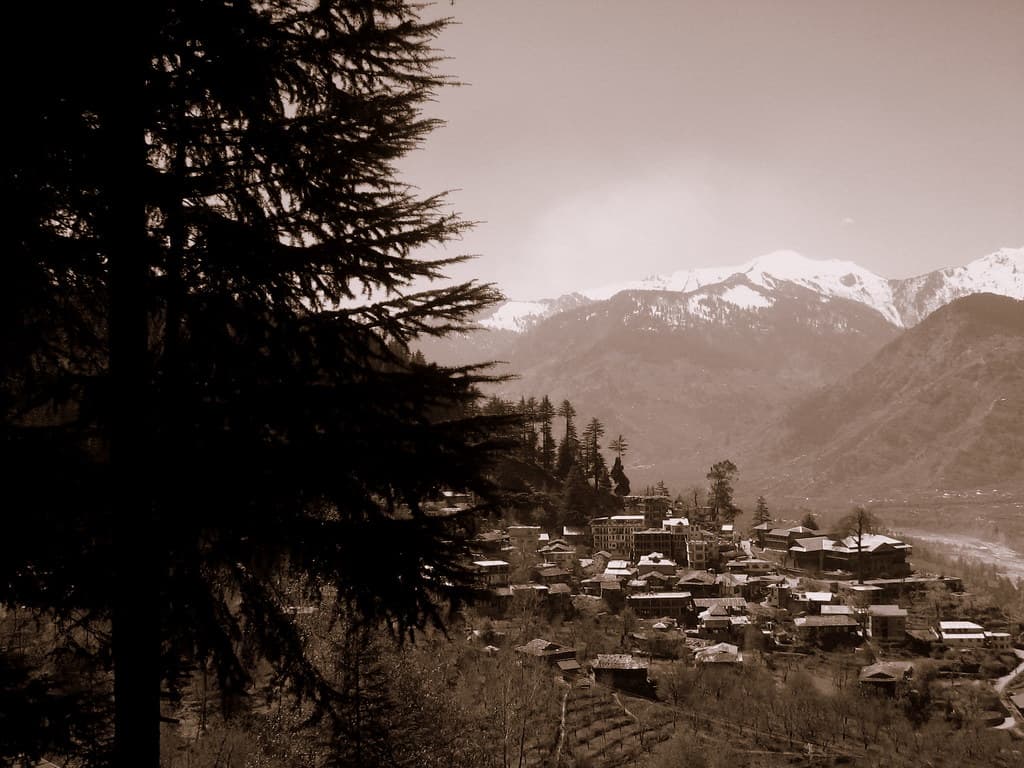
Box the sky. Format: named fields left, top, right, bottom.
left=399, top=0, right=1024, bottom=301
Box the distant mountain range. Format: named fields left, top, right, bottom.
left=418, top=247, right=1024, bottom=503
left=479, top=247, right=1024, bottom=332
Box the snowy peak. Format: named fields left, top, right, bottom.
left=892, top=247, right=1024, bottom=327
left=482, top=246, right=1024, bottom=333
left=736, top=250, right=899, bottom=325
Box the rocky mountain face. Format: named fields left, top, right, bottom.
left=418, top=247, right=1024, bottom=498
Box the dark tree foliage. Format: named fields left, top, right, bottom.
left=580, top=416, right=606, bottom=487
left=2, top=3, right=511, bottom=766
left=800, top=510, right=820, bottom=530
left=561, top=463, right=594, bottom=528
left=610, top=456, right=630, bottom=496
left=752, top=495, right=771, bottom=527
left=555, top=399, right=578, bottom=479
left=835, top=506, right=882, bottom=583
left=706, top=460, right=741, bottom=523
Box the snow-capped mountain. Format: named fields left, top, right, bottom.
left=484, top=247, right=1024, bottom=332
left=891, top=247, right=1024, bottom=327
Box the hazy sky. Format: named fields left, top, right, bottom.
left=400, top=1, right=1024, bottom=300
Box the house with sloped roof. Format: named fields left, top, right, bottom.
left=516, top=638, right=577, bottom=666
left=695, top=642, right=741, bottom=664
left=593, top=654, right=654, bottom=694
left=859, top=661, right=913, bottom=694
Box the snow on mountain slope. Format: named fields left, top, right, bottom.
left=481, top=247, right=1024, bottom=332
left=892, top=247, right=1024, bottom=327
left=478, top=300, right=548, bottom=331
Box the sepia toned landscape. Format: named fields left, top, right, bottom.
left=3, top=2, right=1023, bottom=767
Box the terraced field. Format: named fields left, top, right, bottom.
left=557, top=681, right=676, bottom=768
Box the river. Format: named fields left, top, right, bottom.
left=894, top=528, right=1024, bottom=582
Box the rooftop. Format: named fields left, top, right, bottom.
left=868, top=604, right=908, bottom=616
left=594, top=654, right=648, bottom=670
left=795, top=615, right=859, bottom=628
left=939, top=621, right=984, bottom=631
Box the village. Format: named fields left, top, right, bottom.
left=453, top=492, right=1024, bottom=766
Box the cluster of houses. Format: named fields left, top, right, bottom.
left=465, top=502, right=1016, bottom=697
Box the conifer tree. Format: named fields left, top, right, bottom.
left=610, top=456, right=631, bottom=497
left=555, top=400, right=578, bottom=478
left=753, top=495, right=771, bottom=527
left=581, top=417, right=606, bottom=487
left=2, top=3, right=509, bottom=765
left=537, top=396, right=556, bottom=472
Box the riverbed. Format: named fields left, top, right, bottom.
left=894, top=528, right=1024, bottom=582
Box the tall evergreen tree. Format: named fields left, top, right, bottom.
left=752, top=495, right=771, bottom=527
left=581, top=416, right=606, bottom=488
left=536, top=396, right=556, bottom=472
left=2, top=3, right=509, bottom=766
left=555, top=400, right=578, bottom=479
left=561, top=463, right=593, bottom=528
left=609, top=434, right=629, bottom=458
left=610, top=456, right=631, bottom=497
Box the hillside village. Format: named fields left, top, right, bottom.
left=450, top=492, right=1024, bottom=765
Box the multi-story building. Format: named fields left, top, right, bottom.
left=626, top=591, right=696, bottom=621
left=590, top=515, right=645, bottom=559
left=685, top=530, right=720, bottom=571
left=866, top=604, right=908, bottom=642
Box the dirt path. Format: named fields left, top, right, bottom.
left=994, top=648, right=1024, bottom=694
left=552, top=685, right=570, bottom=766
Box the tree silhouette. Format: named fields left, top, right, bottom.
left=706, top=460, right=741, bottom=523
left=835, top=506, right=881, bottom=583
left=2, top=3, right=508, bottom=766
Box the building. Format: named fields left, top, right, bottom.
left=866, top=605, right=908, bottom=642
left=695, top=642, right=741, bottom=664
left=724, top=557, right=774, bottom=576
left=676, top=570, right=719, bottom=597
left=935, top=620, right=987, bottom=647
left=593, top=654, right=653, bottom=694
left=538, top=538, right=576, bottom=565
left=633, top=529, right=674, bottom=562
left=685, top=530, right=720, bottom=570
left=626, top=591, right=695, bottom=621
left=788, top=591, right=835, bottom=615
left=750, top=521, right=773, bottom=548
left=793, top=614, right=860, bottom=646
left=764, top=526, right=817, bottom=551
left=859, top=662, right=914, bottom=695
left=637, top=552, right=677, bottom=576
left=473, top=560, right=510, bottom=588
left=515, top=638, right=577, bottom=665
left=590, top=515, right=646, bottom=559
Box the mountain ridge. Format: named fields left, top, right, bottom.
left=480, top=246, right=1024, bottom=332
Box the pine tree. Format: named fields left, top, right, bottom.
left=610, top=456, right=631, bottom=497
left=555, top=400, right=578, bottom=479
left=2, top=4, right=509, bottom=765
left=537, top=396, right=556, bottom=472
left=609, top=434, right=629, bottom=458
left=581, top=417, right=606, bottom=487
left=561, top=463, right=593, bottom=528
left=753, top=495, right=771, bottom=527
